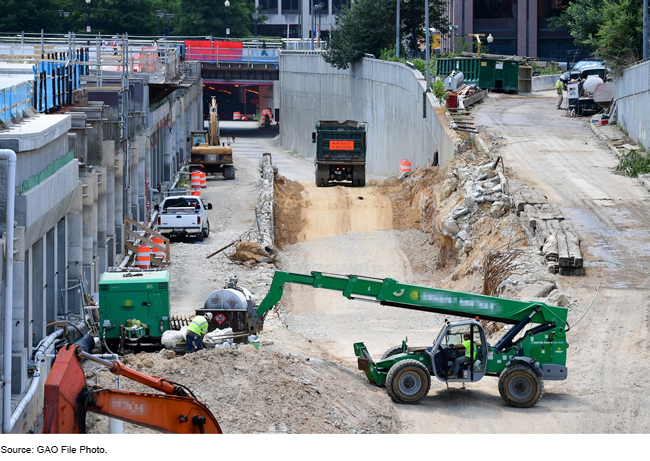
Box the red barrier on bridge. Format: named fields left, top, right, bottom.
left=185, top=40, right=243, bottom=61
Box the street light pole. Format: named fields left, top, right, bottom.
left=166, top=13, right=174, bottom=36
left=396, top=0, right=400, bottom=57
left=156, top=10, right=164, bottom=36
left=86, top=0, right=91, bottom=46
left=425, top=0, right=430, bottom=90
left=225, top=0, right=230, bottom=38
left=252, top=13, right=259, bottom=41
left=59, top=10, right=63, bottom=36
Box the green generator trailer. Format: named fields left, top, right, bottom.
left=98, top=271, right=170, bottom=350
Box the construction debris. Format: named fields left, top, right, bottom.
left=228, top=241, right=278, bottom=266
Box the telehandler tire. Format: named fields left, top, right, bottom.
left=386, top=359, right=431, bottom=404
left=380, top=345, right=403, bottom=360
left=498, top=363, right=544, bottom=408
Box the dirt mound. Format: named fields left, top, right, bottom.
left=274, top=174, right=305, bottom=247
left=86, top=343, right=397, bottom=434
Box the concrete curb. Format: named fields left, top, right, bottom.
left=588, top=121, right=620, bottom=159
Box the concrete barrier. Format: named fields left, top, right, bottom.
left=277, top=52, right=457, bottom=176
left=616, top=60, right=650, bottom=151
left=532, top=74, right=562, bottom=92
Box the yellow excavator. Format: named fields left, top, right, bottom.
left=190, top=96, right=235, bottom=179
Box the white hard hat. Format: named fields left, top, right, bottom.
left=205, top=312, right=213, bottom=321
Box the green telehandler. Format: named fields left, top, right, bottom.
left=250, top=270, right=570, bottom=408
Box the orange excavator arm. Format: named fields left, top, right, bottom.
left=43, top=345, right=222, bottom=434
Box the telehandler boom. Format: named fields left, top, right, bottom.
left=256, top=271, right=569, bottom=407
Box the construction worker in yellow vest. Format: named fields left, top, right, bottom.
left=186, top=312, right=212, bottom=353
left=556, top=78, right=564, bottom=110
left=451, top=332, right=481, bottom=378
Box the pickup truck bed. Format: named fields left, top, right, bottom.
left=157, top=196, right=212, bottom=241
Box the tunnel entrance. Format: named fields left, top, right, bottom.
left=202, top=82, right=274, bottom=121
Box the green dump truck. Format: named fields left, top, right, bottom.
left=312, top=120, right=367, bottom=187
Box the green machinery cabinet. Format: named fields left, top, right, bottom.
left=438, top=57, right=521, bottom=92
left=98, top=271, right=170, bottom=340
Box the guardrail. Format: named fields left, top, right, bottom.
left=0, top=80, right=32, bottom=127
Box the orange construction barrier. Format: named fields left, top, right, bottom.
left=136, top=245, right=151, bottom=269
left=191, top=170, right=201, bottom=189
left=400, top=159, right=412, bottom=173
left=191, top=190, right=201, bottom=196
left=233, top=112, right=241, bottom=120
left=152, top=237, right=165, bottom=262
left=199, top=171, right=207, bottom=189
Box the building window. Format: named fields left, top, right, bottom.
left=332, top=0, right=349, bottom=13
left=474, top=0, right=517, bottom=19
left=259, top=24, right=302, bottom=38
left=260, top=0, right=278, bottom=13
left=282, top=0, right=300, bottom=13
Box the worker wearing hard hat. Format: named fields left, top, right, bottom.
left=186, top=312, right=213, bottom=353
left=556, top=78, right=564, bottom=110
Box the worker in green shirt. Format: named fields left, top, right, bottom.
left=556, top=78, right=564, bottom=110
left=186, top=312, right=213, bottom=353
left=451, top=333, right=481, bottom=378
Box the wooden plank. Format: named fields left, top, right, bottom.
left=557, top=231, right=570, bottom=267
left=560, top=221, right=583, bottom=267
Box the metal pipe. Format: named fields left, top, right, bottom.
left=7, top=329, right=63, bottom=432
left=2, top=148, right=17, bottom=434
left=80, top=350, right=114, bottom=368
left=644, top=0, right=648, bottom=61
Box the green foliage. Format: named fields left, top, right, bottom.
left=323, top=0, right=395, bottom=69
left=0, top=0, right=259, bottom=37
left=616, top=148, right=650, bottom=178
left=594, top=0, right=643, bottom=70
left=548, top=0, right=605, bottom=47
left=548, top=0, right=643, bottom=73
left=432, top=78, right=448, bottom=104
left=533, top=64, right=561, bottom=76
left=324, top=0, right=450, bottom=69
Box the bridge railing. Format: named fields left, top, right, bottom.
left=185, top=44, right=279, bottom=67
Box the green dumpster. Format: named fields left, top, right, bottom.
left=437, top=57, right=521, bottom=92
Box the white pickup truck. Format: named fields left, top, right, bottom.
left=155, top=195, right=212, bottom=241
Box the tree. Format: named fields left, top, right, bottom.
left=175, top=0, right=256, bottom=37
left=324, top=0, right=448, bottom=69
left=595, top=0, right=643, bottom=69
left=0, top=0, right=60, bottom=33
left=548, top=0, right=605, bottom=48
left=399, top=0, right=449, bottom=56
left=323, top=0, right=395, bottom=69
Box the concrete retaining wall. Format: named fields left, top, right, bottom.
left=532, top=74, right=561, bottom=92
left=278, top=52, right=456, bottom=176
left=616, top=60, right=650, bottom=151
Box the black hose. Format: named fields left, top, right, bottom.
left=102, top=330, right=117, bottom=356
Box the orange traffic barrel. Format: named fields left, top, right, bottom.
left=191, top=170, right=201, bottom=189
left=199, top=171, right=207, bottom=188
left=400, top=159, right=411, bottom=173
left=152, top=237, right=165, bottom=262
left=136, top=245, right=151, bottom=269
left=191, top=190, right=201, bottom=196
left=233, top=111, right=241, bottom=120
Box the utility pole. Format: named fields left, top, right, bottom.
left=396, top=0, right=400, bottom=57
left=425, top=0, right=430, bottom=90
left=643, top=0, right=649, bottom=61
left=311, top=0, right=315, bottom=50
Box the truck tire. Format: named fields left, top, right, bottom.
left=498, top=363, right=545, bottom=408
left=224, top=165, right=235, bottom=180
left=196, top=230, right=204, bottom=243
left=315, top=164, right=329, bottom=187
left=380, top=345, right=404, bottom=360
left=385, top=359, right=431, bottom=404
left=203, top=221, right=210, bottom=238
left=353, top=165, right=365, bottom=187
